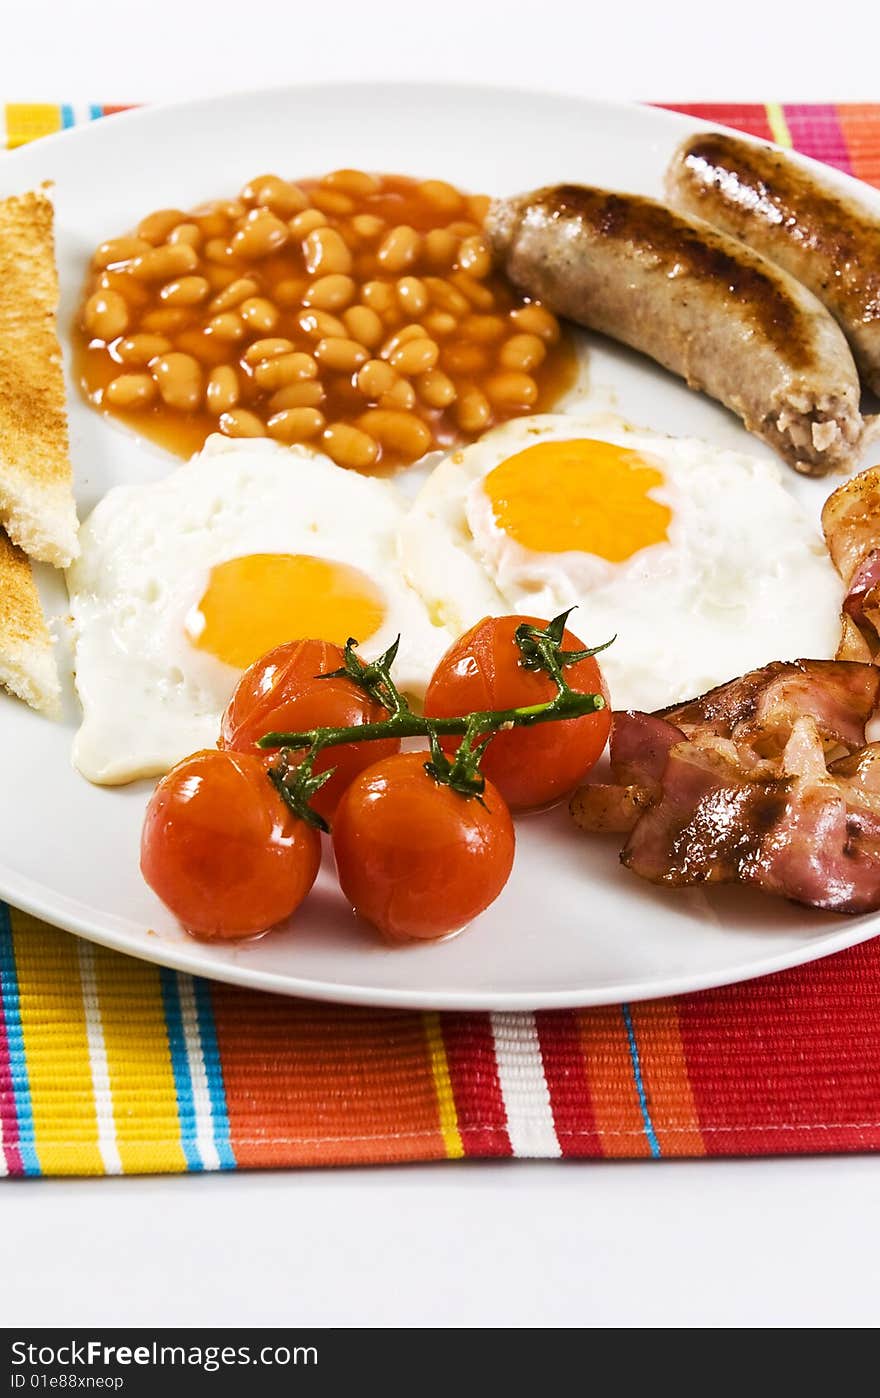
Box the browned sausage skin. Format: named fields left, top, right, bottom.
left=486, top=184, right=864, bottom=476
left=666, top=131, right=880, bottom=396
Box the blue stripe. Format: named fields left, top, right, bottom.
left=60, top=104, right=75, bottom=130
left=88, top=104, right=104, bottom=122
left=192, top=976, right=236, bottom=1170
left=158, top=968, right=203, bottom=1172
left=621, top=1003, right=661, bottom=1159
left=0, top=907, right=41, bottom=1175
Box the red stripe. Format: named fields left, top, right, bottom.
left=658, top=102, right=775, bottom=142
left=679, top=941, right=880, bottom=1156
left=0, top=970, right=23, bottom=1176
left=442, top=1013, right=512, bottom=1157
left=535, top=1009, right=602, bottom=1157
left=781, top=103, right=853, bottom=173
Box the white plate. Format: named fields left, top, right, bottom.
left=2, top=82, right=879, bottom=1009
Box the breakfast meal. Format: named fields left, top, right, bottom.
left=75, top=170, right=575, bottom=469
left=666, top=131, right=880, bottom=395
left=8, top=114, right=880, bottom=960
left=486, top=185, right=865, bottom=476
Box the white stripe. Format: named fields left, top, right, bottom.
left=176, top=974, right=221, bottom=1172
left=77, top=942, right=123, bottom=1175
left=73, top=104, right=93, bottom=128
left=490, top=1011, right=561, bottom=1158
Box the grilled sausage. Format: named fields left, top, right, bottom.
left=486, top=185, right=864, bottom=476
left=666, top=131, right=880, bottom=396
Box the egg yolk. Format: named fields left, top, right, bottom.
left=192, top=553, right=386, bottom=669
left=484, top=439, right=671, bottom=562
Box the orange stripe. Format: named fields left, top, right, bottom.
left=836, top=104, right=880, bottom=189
left=576, top=1006, right=653, bottom=1158
left=627, top=1001, right=705, bottom=1157
left=212, top=989, right=446, bottom=1167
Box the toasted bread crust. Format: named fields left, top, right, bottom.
left=0, top=187, right=78, bottom=567
left=0, top=527, right=61, bottom=716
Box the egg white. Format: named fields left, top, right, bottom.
left=398, top=413, right=843, bottom=713
left=67, top=435, right=451, bottom=785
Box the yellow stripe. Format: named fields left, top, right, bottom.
left=4, top=102, right=63, bottom=150
left=766, top=102, right=793, bottom=148
left=10, top=915, right=104, bottom=1175
left=423, top=1011, right=464, bottom=1158
left=91, top=944, right=187, bottom=1174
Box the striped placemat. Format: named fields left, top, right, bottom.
left=2, top=101, right=880, bottom=1175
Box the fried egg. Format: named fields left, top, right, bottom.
left=398, top=413, right=843, bottom=712
left=68, top=435, right=449, bottom=784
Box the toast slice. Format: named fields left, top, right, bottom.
left=0, top=527, right=62, bottom=717
left=0, top=188, right=78, bottom=568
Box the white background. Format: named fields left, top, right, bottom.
left=2, top=0, right=880, bottom=1331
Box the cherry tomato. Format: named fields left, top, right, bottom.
left=423, top=615, right=611, bottom=812
left=332, top=751, right=515, bottom=941
left=219, top=638, right=399, bottom=820
left=141, top=749, right=321, bottom=940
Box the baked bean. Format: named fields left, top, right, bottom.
left=356, top=358, right=397, bottom=399
left=194, top=204, right=231, bottom=238
left=93, top=236, right=152, bottom=270
left=302, top=228, right=352, bottom=277
left=461, top=314, right=506, bottom=342
left=485, top=371, right=538, bottom=409
left=219, top=409, right=267, bottom=438
left=104, top=373, right=156, bottom=408
left=509, top=303, right=560, bottom=343
left=232, top=210, right=290, bottom=259
left=416, top=368, right=456, bottom=408
left=159, top=275, right=210, bottom=306
left=389, top=337, right=438, bottom=375
left=467, top=193, right=491, bottom=224
left=131, top=244, right=199, bottom=282
left=240, top=298, right=280, bottom=333
left=203, top=238, right=237, bottom=265
left=396, top=276, right=428, bottom=317
left=450, top=271, right=495, bottom=311
left=323, top=169, right=380, bottom=197
left=343, top=305, right=384, bottom=349
left=116, top=334, right=171, bottom=365
left=208, top=313, right=247, bottom=342
left=266, top=407, right=326, bottom=442
left=381, top=324, right=428, bottom=356
left=456, top=388, right=492, bottom=432
left=206, top=366, right=240, bottom=414
left=351, top=213, right=384, bottom=240
left=242, top=338, right=296, bottom=364
left=274, top=278, right=307, bottom=307
left=418, top=180, right=463, bottom=215
left=357, top=409, right=431, bottom=461
left=204, top=265, right=239, bottom=293
left=378, top=379, right=416, bottom=410
left=322, top=423, right=379, bottom=470
left=360, top=280, right=396, bottom=316
left=297, top=308, right=347, bottom=339
left=137, top=209, right=186, bottom=244
left=176, top=329, right=230, bottom=366
left=240, top=174, right=308, bottom=217
left=98, top=270, right=150, bottom=307
left=152, top=353, right=203, bottom=410
left=290, top=208, right=329, bottom=236
left=209, top=278, right=259, bottom=313
left=311, top=189, right=355, bottom=217
left=84, top=290, right=129, bottom=340
left=140, top=308, right=191, bottom=335
left=457, top=234, right=492, bottom=279
left=168, top=222, right=202, bottom=248
left=268, top=381, right=325, bottom=411
left=423, top=229, right=459, bottom=267
left=314, top=337, right=369, bottom=372
left=377, top=225, right=420, bottom=273
left=423, top=310, right=457, bottom=338
left=447, top=220, right=481, bottom=238
left=499, top=332, right=547, bottom=372
left=304, top=274, right=356, bottom=312
left=254, top=352, right=321, bottom=390
left=424, top=277, right=469, bottom=317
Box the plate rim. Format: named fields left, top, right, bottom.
left=2, top=79, right=878, bottom=1009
